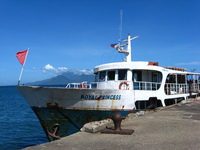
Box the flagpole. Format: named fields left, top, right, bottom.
left=18, top=66, right=24, bottom=85
left=17, top=48, right=29, bottom=85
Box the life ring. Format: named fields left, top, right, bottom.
left=119, top=81, right=129, bottom=90
left=80, top=83, right=86, bottom=88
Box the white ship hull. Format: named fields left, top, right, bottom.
left=16, top=85, right=135, bottom=141
left=17, top=85, right=135, bottom=111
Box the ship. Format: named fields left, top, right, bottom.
left=16, top=34, right=200, bottom=141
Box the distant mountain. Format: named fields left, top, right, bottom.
left=27, top=72, right=95, bottom=86
left=62, top=72, right=94, bottom=83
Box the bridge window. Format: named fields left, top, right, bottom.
left=132, top=70, right=142, bottom=81
left=108, top=71, right=115, bottom=80
left=95, top=73, right=98, bottom=82
left=99, top=71, right=106, bottom=82
left=118, top=69, right=127, bottom=80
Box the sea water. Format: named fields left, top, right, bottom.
left=0, top=86, right=48, bottom=149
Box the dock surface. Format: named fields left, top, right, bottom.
left=24, top=99, right=200, bottom=150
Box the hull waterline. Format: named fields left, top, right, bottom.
left=32, top=107, right=131, bottom=141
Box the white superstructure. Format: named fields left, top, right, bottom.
left=67, top=34, right=200, bottom=109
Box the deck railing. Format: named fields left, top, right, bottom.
left=66, top=82, right=123, bottom=89
left=66, top=81, right=200, bottom=93
left=133, top=81, right=161, bottom=91
left=66, top=81, right=162, bottom=91
left=66, top=82, right=98, bottom=89
left=165, top=83, right=188, bottom=95
left=165, top=83, right=200, bottom=95
left=191, top=83, right=200, bottom=92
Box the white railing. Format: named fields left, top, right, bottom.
left=66, top=81, right=131, bottom=89
left=190, top=83, right=200, bottom=93
left=133, top=81, right=161, bottom=91
left=164, top=83, right=200, bottom=95
left=66, top=81, right=162, bottom=91
left=165, top=83, right=188, bottom=95
left=66, top=82, right=99, bottom=89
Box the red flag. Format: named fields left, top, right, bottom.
left=109, top=43, right=118, bottom=48
left=16, top=50, right=28, bottom=66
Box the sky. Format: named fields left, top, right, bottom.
left=1, top=0, right=200, bottom=86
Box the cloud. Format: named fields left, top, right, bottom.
left=176, top=61, right=200, bottom=66
left=42, top=64, right=93, bottom=75
left=42, top=64, right=68, bottom=74
left=69, top=69, right=93, bottom=75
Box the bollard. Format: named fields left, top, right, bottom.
left=109, top=113, right=125, bottom=131
left=101, top=113, right=134, bottom=135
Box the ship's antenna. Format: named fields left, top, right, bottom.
left=119, top=10, right=123, bottom=41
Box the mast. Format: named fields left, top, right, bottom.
left=127, top=34, right=131, bottom=62
left=115, top=11, right=138, bottom=62
left=116, top=34, right=138, bottom=62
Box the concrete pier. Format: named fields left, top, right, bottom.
left=24, top=98, right=200, bottom=150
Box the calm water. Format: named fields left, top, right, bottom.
left=0, top=86, right=48, bottom=149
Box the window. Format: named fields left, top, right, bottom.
left=152, top=72, right=162, bottom=82
left=99, top=71, right=106, bottom=82
left=108, top=71, right=115, bottom=80
left=95, top=73, right=98, bottom=82
left=132, top=70, right=142, bottom=81
left=118, top=70, right=127, bottom=80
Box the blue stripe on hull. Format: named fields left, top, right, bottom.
left=31, top=107, right=131, bottom=141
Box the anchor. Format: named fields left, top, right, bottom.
left=46, top=124, right=61, bottom=139
left=101, top=113, right=134, bottom=135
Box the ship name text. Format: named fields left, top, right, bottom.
left=81, top=94, right=121, bottom=100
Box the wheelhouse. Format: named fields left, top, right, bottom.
left=95, top=68, right=163, bottom=90
left=94, top=61, right=163, bottom=91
